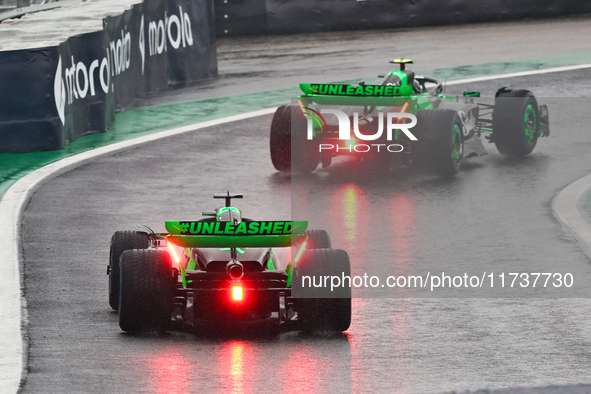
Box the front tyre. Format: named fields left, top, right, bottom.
left=119, top=249, right=174, bottom=333
left=492, top=89, right=539, bottom=156
left=109, top=231, right=149, bottom=310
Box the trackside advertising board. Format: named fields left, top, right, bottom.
left=0, top=0, right=216, bottom=153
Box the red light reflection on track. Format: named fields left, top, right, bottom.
left=219, top=340, right=254, bottom=394
left=149, top=349, right=191, bottom=394
left=228, top=341, right=246, bottom=394
left=215, top=339, right=340, bottom=392
left=330, top=184, right=369, bottom=257
left=283, top=346, right=322, bottom=393
left=343, top=186, right=360, bottom=241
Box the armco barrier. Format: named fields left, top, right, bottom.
left=0, top=0, right=216, bottom=153
left=215, top=0, right=591, bottom=36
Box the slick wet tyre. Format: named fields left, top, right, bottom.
left=293, top=249, right=351, bottom=332
left=270, top=105, right=291, bottom=172
left=303, top=229, right=332, bottom=249
left=119, top=249, right=174, bottom=333
left=108, top=231, right=149, bottom=310
left=269, top=104, right=319, bottom=173
left=492, top=89, right=539, bottom=156
left=416, top=109, right=463, bottom=177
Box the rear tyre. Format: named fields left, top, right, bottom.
left=416, top=109, right=463, bottom=177
left=270, top=105, right=291, bottom=172
left=293, top=249, right=351, bottom=332
left=119, top=249, right=174, bottom=333
left=304, top=229, right=331, bottom=249
left=109, top=231, right=149, bottom=310
left=269, top=104, right=319, bottom=173
left=493, top=89, right=539, bottom=156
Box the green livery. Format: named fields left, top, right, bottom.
left=300, top=83, right=414, bottom=97
left=165, top=220, right=308, bottom=236
left=270, top=58, right=550, bottom=177
left=107, top=192, right=351, bottom=334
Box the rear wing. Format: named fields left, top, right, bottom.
left=164, top=220, right=308, bottom=248
left=299, top=83, right=415, bottom=106
left=300, top=83, right=413, bottom=97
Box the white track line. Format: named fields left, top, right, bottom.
left=0, top=108, right=275, bottom=394
left=445, top=63, right=591, bottom=85
left=2, top=63, right=591, bottom=394
left=553, top=173, right=591, bottom=259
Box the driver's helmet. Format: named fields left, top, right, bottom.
left=216, top=206, right=242, bottom=223
left=412, top=80, right=423, bottom=93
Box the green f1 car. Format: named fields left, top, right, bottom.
left=107, top=193, right=351, bottom=334
left=270, top=59, right=550, bottom=177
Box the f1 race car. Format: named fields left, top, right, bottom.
left=270, top=59, right=550, bottom=177
left=107, top=193, right=351, bottom=334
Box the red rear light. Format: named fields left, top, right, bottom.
left=232, top=286, right=243, bottom=301
left=167, top=241, right=180, bottom=268
left=345, top=136, right=356, bottom=149
left=294, top=240, right=307, bottom=263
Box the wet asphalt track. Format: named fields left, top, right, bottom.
left=19, top=67, right=591, bottom=393
left=17, top=15, right=591, bottom=393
